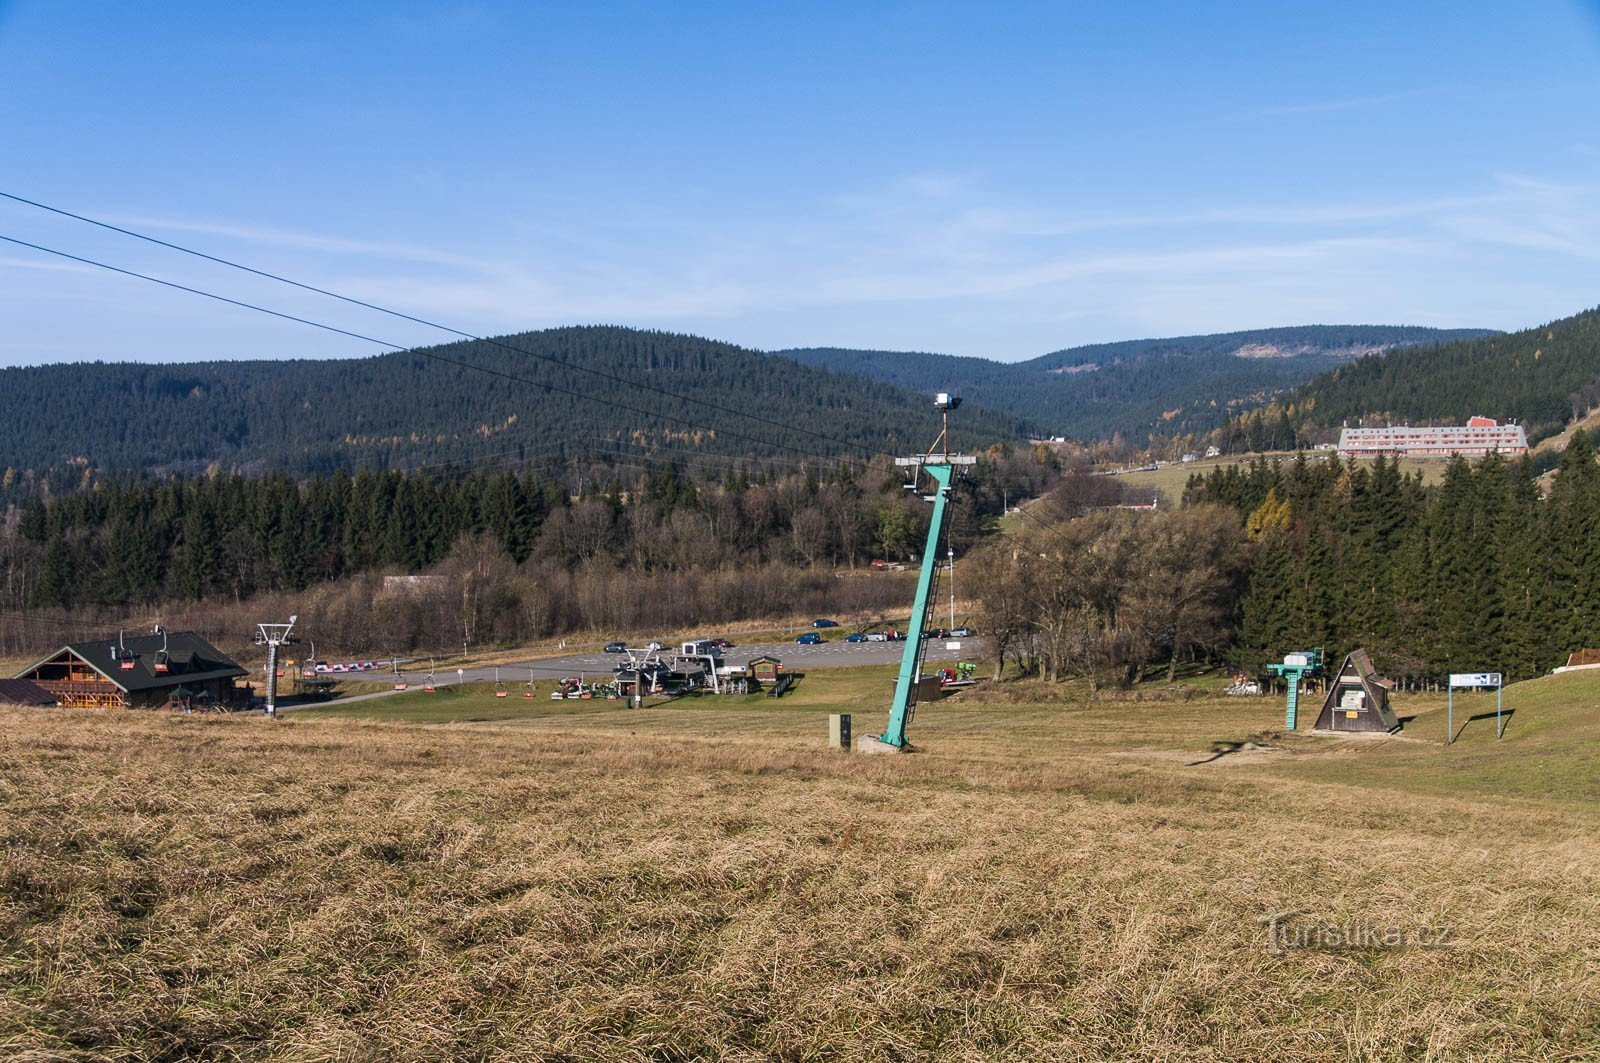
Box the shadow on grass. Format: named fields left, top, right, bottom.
left=1188, top=739, right=1274, bottom=766
left=1453, top=707, right=1514, bottom=743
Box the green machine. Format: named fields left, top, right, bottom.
left=1266, top=648, right=1324, bottom=730
left=866, top=393, right=975, bottom=752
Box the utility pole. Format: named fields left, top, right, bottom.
left=255, top=615, right=298, bottom=718
left=860, top=393, right=974, bottom=753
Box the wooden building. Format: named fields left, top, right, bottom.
left=1312, top=649, right=1399, bottom=733
left=12, top=631, right=248, bottom=710
left=748, top=656, right=783, bottom=684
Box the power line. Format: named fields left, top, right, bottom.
left=0, top=190, right=889, bottom=462
left=0, top=232, right=874, bottom=472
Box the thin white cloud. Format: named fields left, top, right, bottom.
left=116, top=213, right=508, bottom=273
left=0, top=254, right=100, bottom=274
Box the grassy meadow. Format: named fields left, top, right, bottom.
left=1114, top=453, right=1451, bottom=506
left=3, top=665, right=1599, bottom=1059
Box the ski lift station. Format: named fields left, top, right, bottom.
left=10, top=631, right=249, bottom=710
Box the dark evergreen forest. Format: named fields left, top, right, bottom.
left=783, top=324, right=1491, bottom=441
left=0, top=447, right=1065, bottom=612
left=1187, top=437, right=1600, bottom=683
left=1283, top=308, right=1600, bottom=443
left=0, top=326, right=1032, bottom=491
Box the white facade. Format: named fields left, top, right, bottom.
left=1337, top=418, right=1527, bottom=459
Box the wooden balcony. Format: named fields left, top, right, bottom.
left=36, top=682, right=126, bottom=709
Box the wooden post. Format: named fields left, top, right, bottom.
left=829, top=713, right=851, bottom=751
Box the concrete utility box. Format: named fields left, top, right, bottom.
left=829, top=713, right=851, bottom=751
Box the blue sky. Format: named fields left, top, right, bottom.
left=3, top=1, right=1600, bottom=366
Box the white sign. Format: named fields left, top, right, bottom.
left=1449, top=672, right=1501, bottom=688
left=1284, top=653, right=1310, bottom=667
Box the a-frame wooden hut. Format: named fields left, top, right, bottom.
left=1312, top=648, right=1399, bottom=733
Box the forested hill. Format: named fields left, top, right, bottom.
left=780, top=325, right=1492, bottom=441
left=1285, top=308, right=1600, bottom=443
left=0, top=326, right=1032, bottom=478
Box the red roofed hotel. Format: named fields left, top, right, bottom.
left=1337, top=417, right=1528, bottom=459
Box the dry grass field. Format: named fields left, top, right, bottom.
left=3, top=666, right=1599, bottom=1060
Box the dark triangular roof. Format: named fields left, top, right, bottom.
left=0, top=678, right=58, bottom=706
left=14, top=631, right=247, bottom=693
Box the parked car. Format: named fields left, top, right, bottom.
left=921, top=628, right=950, bottom=640
left=865, top=631, right=889, bottom=642
left=811, top=618, right=839, bottom=628
left=604, top=641, right=628, bottom=653
left=949, top=627, right=973, bottom=638
left=709, top=638, right=734, bottom=649
left=646, top=641, right=664, bottom=651
left=796, top=633, right=824, bottom=644
left=845, top=633, right=867, bottom=643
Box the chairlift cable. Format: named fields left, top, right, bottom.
left=0, top=191, right=892, bottom=462
left=0, top=233, right=882, bottom=474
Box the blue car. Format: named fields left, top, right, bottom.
left=845, top=633, right=866, bottom=643
left=796, top=633, right=823, bottom=644
left=811, top=618, right=839, bottom=628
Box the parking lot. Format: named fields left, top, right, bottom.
left=328, top=634, right=987, bottom=704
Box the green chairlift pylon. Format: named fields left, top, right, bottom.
left=864, top=393, right=976, bottom=753
left=1266, top=648, right=1323, bottom=730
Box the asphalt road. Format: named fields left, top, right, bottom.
left=321, top=635, right=986, bottom=705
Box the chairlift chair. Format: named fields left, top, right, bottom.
left=494, top=667, right=508, bottom=699
left=523, top=668, right=537, bottom=700
left=423, top=657, right=437, bottom=694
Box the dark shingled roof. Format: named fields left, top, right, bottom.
left=0, top=678, right=57, bottom=706
left=14, top=631, right=248, bottom=693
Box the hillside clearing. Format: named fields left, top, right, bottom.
left=1113, top=453, right=1450, bottom=505
left=3, top=669, right=1598, bottom=1059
